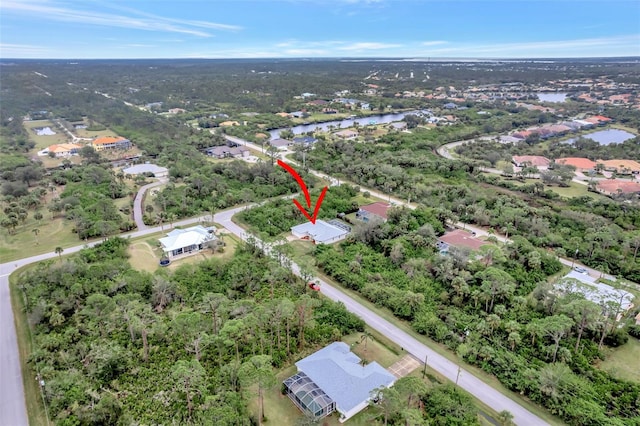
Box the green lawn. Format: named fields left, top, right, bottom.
left=23, top=120, right=69, bottom=149
left=0, top=215, right=82, bottom=263
left=599, top=338, right=640, bottom=384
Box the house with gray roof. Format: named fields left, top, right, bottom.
left=283, top=342, right=395, bottom=422
left=122, top=163, right=168, bottom=178
left=291, top=220, right=350, bottom=244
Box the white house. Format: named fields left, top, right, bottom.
left=291, top=220, right=350, bottom=244
left=158, top=225, right=216, bottom=258
left=283, top=342, right=396, bottom=422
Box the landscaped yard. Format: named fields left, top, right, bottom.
left=599, top=337, right=640, bottom=384
left=250, top=330, right=402, bottom=426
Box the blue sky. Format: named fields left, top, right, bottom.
left=1, top=0, right=639, bottom=59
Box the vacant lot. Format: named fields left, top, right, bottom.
left=599, top=337, right=640, bottom=384
left=0, top=215, right=79, bottom=262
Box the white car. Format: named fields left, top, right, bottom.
left=573, top=266, right=588, bottom=274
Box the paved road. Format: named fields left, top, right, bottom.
left=132, top=178, right=168, bottom=231
left=214, top=208, right=549, bottom=426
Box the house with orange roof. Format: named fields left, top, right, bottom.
left=596, top=159, right=640, bottom=175
left=38, top=143, right=83, bottom=157
left=356, top=202, right=391, bottom=222
left=596, top=180, right=640, bottom=196
left=91, top=136, right=131, bottom=152
left=585, top=115, right=612, bottom=126
left=437, top=229, right=489, bottom=253
left=512, top=155, right=551, bottom=169
left=555, top=157, right=597, bottom=172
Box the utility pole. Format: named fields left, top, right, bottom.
left=422, top=354, right=428, bottom=378
left=455, top=365, right=462, bottom=387
left=571, top=248, right=579, bottom=268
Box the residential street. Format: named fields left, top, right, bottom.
left=2, top=131, right=603, bottom=426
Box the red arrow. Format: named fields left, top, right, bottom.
left=277, top=159, right=328, bottom=224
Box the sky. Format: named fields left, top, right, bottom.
left=1, top=0, right=639, bottom=59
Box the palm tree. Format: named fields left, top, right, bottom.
left=360, top=329, right=373, bottom=352
left=32, top=228, right=40, bottom=245
left=54, top=246, right=63, bottom=259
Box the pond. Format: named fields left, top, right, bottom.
left=269, top=111, right=416, bottom=138
left=564, top=129, right=637, bottom=146
left=536, top=93, right=568, bottom=103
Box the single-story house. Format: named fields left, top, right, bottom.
left=596, top=180, right=640, bottom=196
left=595, top=159, right=640, bottom=175
left=555, top=157, right=597, bottom=172
left=122, top=163, right=169, bottom=178
left=38, top=143, right=83, bottom=157
left=437, top=229, right=488, bottom=253
left=283, top=342, right=396, bottom=423
left=269, top=138, right=294, bottom=150
left=585, top=115, right=612, bottom=126
left=92, top=136, right=132, bottom=152
left=205, top=145, right=250, bottom=159
left=512, top=155, right=551, bottom=169
left=356, top=202, right=391, bottom=222
left=293, top=136, right=318, bottom=146
left=443, top=102, right=458, bottom=110
left=556, top=271, right=634, bottom=321
left=291, top=220, right=350, bottom=244
left=335, top=130, right=359, bottom=140
left=158, top=225, right=216, bottom=258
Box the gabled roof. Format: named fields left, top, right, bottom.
left=296, top=342, right=395, bottom=414
left=269, top=138, right=292, bottom=148
left=159, top=225, right=215, bottom=252
left=359, top=202, right=391, bottom=220
left=597, top=180, right=640, bottom=194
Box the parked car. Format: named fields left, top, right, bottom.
left=308, top=282, right=321, bottom=291
left=574, top=266, right=588, bottom=274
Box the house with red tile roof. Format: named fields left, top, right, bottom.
left=38, top=143, right=83, bottom=157
left=555, top=157, right=597, bottom=172
left=91, top=136, right=131, bottom=152
left=356, top=202, right=391, bottom=222
left=512, top=155, right=551, bottom=169
left=596, top=180, right=640, bottom=196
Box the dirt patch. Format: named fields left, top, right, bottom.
left=128, top=242, right=159, bottom=273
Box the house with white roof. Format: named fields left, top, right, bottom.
left=556, top=271, right=635, bottom=321
left=291, top=220, right=350, bottom=244
left=158, top=225, right=216, bottom=258
left=283, top=342, right=396, bottom=422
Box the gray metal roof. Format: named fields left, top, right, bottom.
left=122, top=163, right=168, bottom=175
left=291, top=220, right=349, bottom=244
left=296, top=342, right=395, bottom=414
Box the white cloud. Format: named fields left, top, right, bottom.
left=421, top=41, right=448, bottom=46
left=338, top=42, right=402, bottom=51
left=0, top=0, right=241, bottom=37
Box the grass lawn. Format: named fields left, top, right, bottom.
left=599, top=338, right=640, bottom=384
left=0, top=215, right=82, bottom=263
left=126, top=228, right=239, bottom=272
left=9, top=267, right=50, bottom=426
left=23, top=120, right=69, bottom=149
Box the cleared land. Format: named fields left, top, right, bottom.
left=599, top=338, right=640, bottom=384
